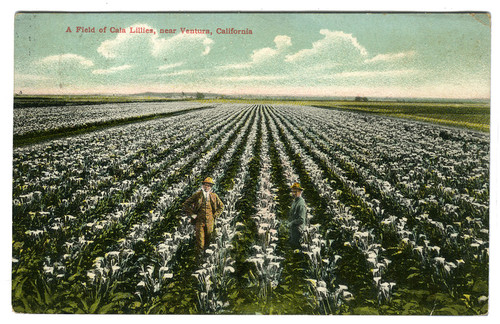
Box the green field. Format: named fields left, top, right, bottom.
left=313, top=101, right=489, bottom=133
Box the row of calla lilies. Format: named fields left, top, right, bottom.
left=244, top=119, right=284, bottom=297
left=190, top=107, right=261, bottom=312
left=14, top=101, right=207, bottom=136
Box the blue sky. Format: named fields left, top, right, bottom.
left=14, top=12, right=490, bottom=98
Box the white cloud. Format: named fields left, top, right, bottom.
left=92, top=64, right=132, bottom=75
left=364, top=51, right=416, bottom=64
left=151, top=32, right=214, bottom=58
left=251, top=47, right=279, bottom=64
left=250, top=35, right=292, bottom=63
left=162, top=69, right=197, bottom=76
left=274, top=35, right=292, bottom=51
left=222, top=35, right=292, bottom=69
left=219, top=62, right=253, bottom=70
left=97, top=23, right=214, bottom=60
left=285, top=29, right=368, bottom=64
left=15, top=73, right=50, bottom=81
left=158, top=62, right=184, bottom=70
left=216, top=75, right=288, bottom=82
left=97, top=24, right=155, bottom=59
left=328, top=69, right=419, bottom=79
left=98, top=37, right=122, bottom=59
left=38, top=54, right=94, bottom=67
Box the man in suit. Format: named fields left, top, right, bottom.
left=183, top=177, right=224, bottom=252
left=288, top=182, right=306, bottom=250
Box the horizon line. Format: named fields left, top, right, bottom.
left=13, top=92, right=490, bottom=102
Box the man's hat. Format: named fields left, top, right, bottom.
left=290, top=182, right=304, bottom=191
left=202, top=177, right=215, bottom=185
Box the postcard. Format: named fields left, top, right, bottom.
left=12, top=12, right=490, bottom=315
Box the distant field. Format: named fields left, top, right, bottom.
left=14, top=95, right=187, bottom=108
left=13, top=95, right=490, bottom=133
left=198, top=98, right=490, bottom=132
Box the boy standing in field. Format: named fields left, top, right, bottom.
left=288, top=182, right=306, bottom=250
left=183, top=177, right=224, bottom=252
